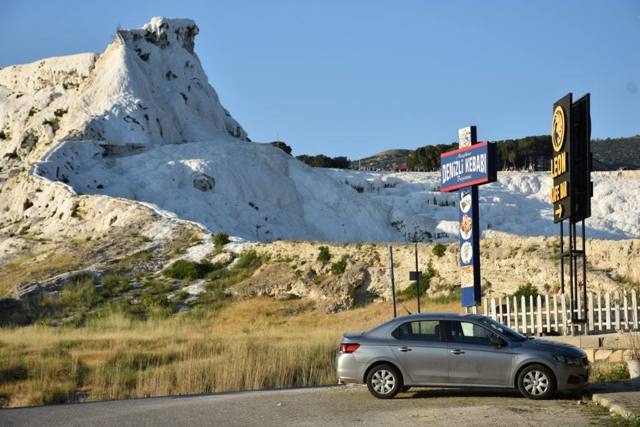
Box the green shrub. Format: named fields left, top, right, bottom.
left=512, top=282, right=539, bottom=300
left=163, top=260, right=216, bottom=280
left=100, top=274, right=129, bottom=296
left=234, top=250, right=261, bottom=270
left=590, top=362, right=629, bottom=382
left=213, top=232, right=230, bottom=248
left=401, top=277, right=429, bottom=299
left=330, top=255, right=349, bottom=275
left=432, top=243, right=447, bottom=258
left=317, top=246, right=331, bottom=263
left=400, top=261, right=436, bottom=299
left=57, top=277, right=102, bottom=313
left=140, top=281, right=177, bottom=319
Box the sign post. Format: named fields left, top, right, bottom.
left=551, top=93, right=592, bottom=333
left=440, top=126, right=497, bottom=307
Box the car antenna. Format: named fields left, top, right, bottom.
left=399, top=301, right=412, bottom=315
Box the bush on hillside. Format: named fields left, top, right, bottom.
left=163, top=260, right=216, bottom=280
left=317, top=246, right=331, bottom=263
left=213, top=232, right=230, bottom=248
left=432, top=243, right=447, bottom=258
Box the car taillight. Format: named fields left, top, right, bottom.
left=340, top=343, right=360, bottom=353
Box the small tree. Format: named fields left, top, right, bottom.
left=432, top=243, right=447, bottom=258
left=317, top=246, right=331, bottom=263
left=330, top=255, right=349, bottom=275
left=270, top=141, right=292, bottom=155
left=213, top=232, right=230, bottom=248
left=512, top=282, right=539, bottom=300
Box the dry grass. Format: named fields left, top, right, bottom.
left=0, top=250, right=81, bottom=298
left=0, top=297, right=461, bottom=407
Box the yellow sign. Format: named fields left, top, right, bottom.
left=550, top=181, right=568, bottom=203
left=550, top=151, right=567, bottom=178
left=552, top=106, right=566, bottom=152
left=554, top=204, right=563, bottom=219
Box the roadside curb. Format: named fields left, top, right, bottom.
left=590, top=393, right=638, bottom=420
left=587, top=379, right=640, bottom=422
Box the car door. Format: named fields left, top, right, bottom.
left=444, top=320, right=514, bottom=386
left=390, top=319, right=449, bottom=384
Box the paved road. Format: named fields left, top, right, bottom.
left=0, top=386, right=613, bottom=427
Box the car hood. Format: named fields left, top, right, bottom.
left=519, top=338, right=585, bottom=357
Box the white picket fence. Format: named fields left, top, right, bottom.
left=466, top=290, right=640, bottom=335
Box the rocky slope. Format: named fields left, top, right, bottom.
left=237, top=235, right=640, bottom=311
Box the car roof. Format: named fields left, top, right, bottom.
left=392, top=312, right=481, bottom=321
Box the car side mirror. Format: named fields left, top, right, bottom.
left=490, top=335, right=506, bottom=348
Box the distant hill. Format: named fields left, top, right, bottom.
left=592, top=136, right=640, bottom=170
left=353, top=136, right=640, bottom=171
left=352, top=149, right=412, bottom=170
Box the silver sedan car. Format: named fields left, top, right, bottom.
left=337, top=313, right=589, bottom=399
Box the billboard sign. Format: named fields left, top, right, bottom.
left=550, top=93, right=593, bottom=223
left=440, top=141, right=497, bottom=193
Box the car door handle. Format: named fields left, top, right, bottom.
left=398, top=346, right=412, bottom=352
left=450, top=349, right=465, bottom=355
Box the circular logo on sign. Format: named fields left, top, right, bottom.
left=460, top=241, right=473, bottom=264
left=552, top=106, right=566, bottom=152
left=460, top=214, right=472, bottom=240
left=459, top=190, right=471, bottom=214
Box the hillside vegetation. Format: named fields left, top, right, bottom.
left=356, top=135, right=640, bottom=172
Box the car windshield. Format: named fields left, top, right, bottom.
left=476, top=316, right=527, bottom=341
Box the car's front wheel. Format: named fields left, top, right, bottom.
left=366, top=364, right=402, bottom=399
left=517, top=364, right=556, bottom=399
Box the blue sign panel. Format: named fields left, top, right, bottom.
left=440, top=142, right=497, bottom=192
left=458, top=186, right=481, bottom=307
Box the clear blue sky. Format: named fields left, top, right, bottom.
left=1, top=1, right=639, bottom=158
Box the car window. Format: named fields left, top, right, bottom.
left=393, top=320, right=441, bottom=342
left=448, top=321, right=494, bottom=345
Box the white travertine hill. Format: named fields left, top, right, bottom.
left=0, top=18, right=401, bottom=243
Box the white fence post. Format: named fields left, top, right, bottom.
left=561, top=294, right=568, bottom=335
left=623, top=293, right=629, bottom=329
left=536, top=295, right=543, bottom=336
left=614, top=291, right=621, bottom=331
left=596, top=292, right=603, bottom=332
left=587, top=292, right=596, bottom=332
left=520, top=295, right=527, bottom=335
left=632, top=290, right=639, bottom=329
left=553, top=294, right=559, bottom=332
left=513, top=296, right=519, bottom=332
left=605, top=293, right=612, bottom=331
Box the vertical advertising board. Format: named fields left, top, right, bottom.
left=440, top=126, right=496, bottom=307
left=551, top=94, right=572, bottom=222
left=458, top=186, right=481, bottom=307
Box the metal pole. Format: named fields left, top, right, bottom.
left=414, top=243, right=421, bottom=313
left=568, top=221, right=575, bottom=334
left=388, top=245, right=397, bottom=318
left=582, top=220, right=588, bottom=330
left=560, top=221, right=564, bottom=294
left=572, top=223, right=580, bottom=320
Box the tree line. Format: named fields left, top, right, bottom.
left=270, top=141, right=351, bottom=169
left=407, top=135, right=553, bottom=171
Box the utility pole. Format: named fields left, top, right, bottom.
left=414, top=243, right=421, bottom=313
left=387, top=245, right=397, bottom=318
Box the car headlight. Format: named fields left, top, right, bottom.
left=554, top=354, right=582, bottom=366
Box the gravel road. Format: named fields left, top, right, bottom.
left=0, top=385, right=613, bottom=426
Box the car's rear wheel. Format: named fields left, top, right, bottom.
left=366, top=364, right=402, bottom=399
left=517, top=364, right=556, bottom=400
